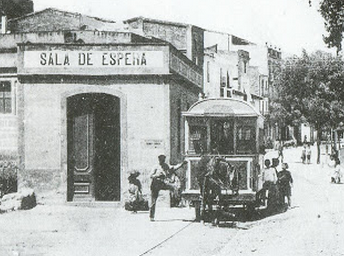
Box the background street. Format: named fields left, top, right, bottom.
left=0, top=145, right=343, bottom=256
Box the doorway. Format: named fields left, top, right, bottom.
left=67, top=93, right=120, bottom=202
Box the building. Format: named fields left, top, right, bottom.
left=203, top=31, right=264, bottom=111
left=125, top=17, right=204, bottom=68
left=0, top=8, right=202, bottom=202
left=204, top=30, right=285, bottom=146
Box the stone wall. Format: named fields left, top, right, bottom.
left=9, top=9, right=119, bottom=33
left=169, top=80, right=198, bottom=164
left=20, top=79, right=171, bottom=199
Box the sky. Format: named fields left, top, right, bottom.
left=32, top=0, right=336, bottom=56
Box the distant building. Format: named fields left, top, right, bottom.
left=204, top=30, right=283, bottom=145
left=125, top=17, right=204, bottom=68
left=203, top=31, right=264, bottom=110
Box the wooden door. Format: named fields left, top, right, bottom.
left=68, top=112, right=95, bottom=201
left=67, top=95, right=96, bottom=201
left=67, top=93, right=120, bottom=202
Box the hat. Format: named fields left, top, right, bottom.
left=158, top=154, right=166, bottom=160
left=128, top=171, right=140, bottom=179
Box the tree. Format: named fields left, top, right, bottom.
left=309, top=0, right=344, bottom=55
left=271, top=50, right=344, bottom=164
left=0, top=0, right=33, bottom=20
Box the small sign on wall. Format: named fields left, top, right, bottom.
left=143, top=139, right=164, bottom=149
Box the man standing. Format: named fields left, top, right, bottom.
left=149, top=154, right=187, bottom=221
left=277, top=163, right=293, bottom=207
left=262, top=159, right=278, bottom=210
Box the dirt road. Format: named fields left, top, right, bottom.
left=143, top=146, right=344, bottom=256
left=0, top=146, right=343, bottom=256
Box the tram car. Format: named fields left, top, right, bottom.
left=181, top=98, right=265, bottom=223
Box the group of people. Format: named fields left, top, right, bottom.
left=301, top=144, right=312, bottom=164
left=259, top=158, right=293, bottom=210
left=125, top=154, right=187, bottom=221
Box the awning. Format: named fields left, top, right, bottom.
left=183, top=98, right=261, bottom=117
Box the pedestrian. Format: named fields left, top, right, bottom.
left=125, top=171, right=149, bottom=213
left=272, top=157, right=280, bottom=172
left=277, top=163, right=293, bottom=208
left=301, top=145, right=306, bottom=164
left=149, top=154, right=187, bottom=221
left=278, top=142, right=284, bottom=163
left=306, top=144, right=312, bottom=164
left=331, top=146, right=339, bottom=160
left=328, top=155, right=342, bottom=184
left=262, top=159, right=278, bottom=210
left=167, top=167, right=182, bottom=207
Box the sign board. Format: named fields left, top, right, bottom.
left=24, top=50, right=165, bottom=69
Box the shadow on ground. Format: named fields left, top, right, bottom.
left=200, top=203, right=291, bottom=227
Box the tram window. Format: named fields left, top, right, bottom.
left=189, top=126, right=207, bottom=154
left=236, top=126, right=256, bottom=154
left=211, top=120, right=234, bottom=155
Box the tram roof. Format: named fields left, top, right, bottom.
left=183, top=98, right=262, bottom=118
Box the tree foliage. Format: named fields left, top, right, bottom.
left=0, top=0, right=33, bottom=20
left=309, top=0, right=344, bottom=54
left=271, top=50, right=344, bottom=163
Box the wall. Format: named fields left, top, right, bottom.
left=169, top=80, right=198, bottom=164
left=126, top=18, right=204, bottom=68
left=191, top=26, right=204, bottom=67
left=204, top=30, right=231, bottom=51
left=20, top=80, right=170, bottom=199
left=9, top=9, right=121, bottom=33
left=203, top=50, right=239, bottom=98
left=169, top=80, right=198, bottom=192
left=0, top=78, right=18, bottom=159
left=231, top=44, right=269, bottom=76
left=141, top=20, right=187, bottom=51
left=0, top=31, right=134, bottom=49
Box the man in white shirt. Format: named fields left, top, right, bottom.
left=149, top=154, right=187, bottom=221
left=262, top=159, right=278, bottom=210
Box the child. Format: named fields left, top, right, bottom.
left=329, top=156, right=342, bottom=184
left=125, top=171, right=148, bottom=212
left=306, top=145, right=312, bottom=164
left=277, top=163, right=293, bottom=207
left=301, top=145, right=306, bottom=164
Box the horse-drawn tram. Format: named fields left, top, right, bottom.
left=182, top=98, right=265, bottom=224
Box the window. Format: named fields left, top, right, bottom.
left=177, top=99, right=182, bottom=153
left=189, top=126, right=207, bottom=154
left=243, top=61, right=247, bottom=73
left=237, top=126, right=255, bottom=154
left=207, top=61, right=210, bottom=82
left=220, top=68, right=224, bottom=87
left=0, top=81, right=11, bottom=114
left=226, top=71, right=231, bottom=88
left=220, top=88, right=225, bottom=97
left=211, top=120, right=234, bottom=155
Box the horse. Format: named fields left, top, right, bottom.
left=196, top=155, right=239, bottom=220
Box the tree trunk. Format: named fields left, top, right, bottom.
left=317, top=127, right=322, bottom=164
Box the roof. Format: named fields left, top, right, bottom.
left=8, top=8, right=117, bottom=24
left=204, top=29, right=256, bottom=46
left=124, top=16, right=204, bottom=30
left=183, top=98, right=261, bottom=117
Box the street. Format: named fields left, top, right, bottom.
left=0, top=145, right=343, bottom=256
